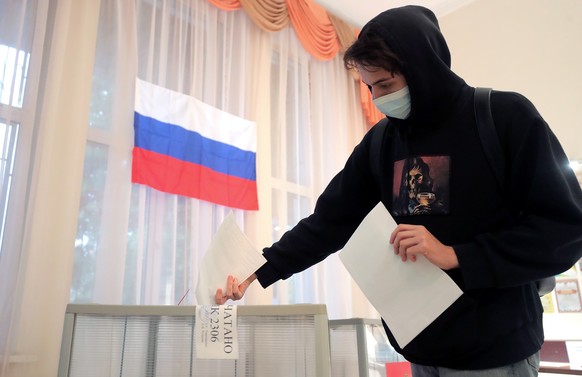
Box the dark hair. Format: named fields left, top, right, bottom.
left=343, top=27, right=403, bottom=76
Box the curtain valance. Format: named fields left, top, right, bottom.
left=208, top=0, right=349, bottom=58
left=207, top=0, right=382, bottom=126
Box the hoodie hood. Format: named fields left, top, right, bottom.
left=360, top=6, right=467, bottom=126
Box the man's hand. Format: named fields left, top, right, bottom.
left=390, top=224, right=459, bottom=270
left=215, top=273, right=257, bottom=304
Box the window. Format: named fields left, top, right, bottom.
left=0, top=44, right=29, bottom=253
left=0, top=0, right=45, bottom=354
left=0, top=45, right=29, bottom=107
left=0, top=120, right=19, bottom=250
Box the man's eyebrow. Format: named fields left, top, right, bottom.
left=368, top=77, right=393, bottom=86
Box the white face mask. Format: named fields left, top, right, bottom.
left=372, top=86, right=411, bottom=119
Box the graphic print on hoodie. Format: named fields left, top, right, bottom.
left=392, top=156, right=450, bottom=216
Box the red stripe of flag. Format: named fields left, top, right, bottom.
left=132, top=147, right=259, bottom=210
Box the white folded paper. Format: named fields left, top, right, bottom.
left=339, top=202, right=463, bottom=348
left=195, top=212, right=266, bottom=305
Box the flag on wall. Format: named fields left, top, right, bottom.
left=132, top=78, right=258, bottom=210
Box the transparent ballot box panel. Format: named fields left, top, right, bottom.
left=58, top=304, right=331, bottom=377
left=329, top=318, right=406, bottom=377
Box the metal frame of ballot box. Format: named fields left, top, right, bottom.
left=58, top=304, right=331, bottom=377
left=329, top=318, right=406, bottom=377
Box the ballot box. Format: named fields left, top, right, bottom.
left=58, top=304, right=331, bottom=377
left=329, top=318, right=406, bottom=377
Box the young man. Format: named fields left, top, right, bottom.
left=216, top=6, right=582, bottom=376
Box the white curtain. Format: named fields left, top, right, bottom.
left=73, top=0, right=269, bottom=307
left=0, top=1, right=100, bottom=376
left=0, top=0, right=377, bottom=376
left=73, top=0, right=376, bottom=316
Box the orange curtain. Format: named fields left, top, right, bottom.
left=328, top=12, right=356, bottom=53
left=207, top=0, right=242, bottom=11
left=240, top=0, right=290, bottom=32
left=285, top=0, right=338, bottom=61
left=206, top=0, right=380, bottom=126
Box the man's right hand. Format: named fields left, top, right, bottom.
left=215, top=273, right=257, bottom=304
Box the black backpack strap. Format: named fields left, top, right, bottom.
left=474, top=87, right=505, bottom=190
left=474, top=87, right=555, bottom=296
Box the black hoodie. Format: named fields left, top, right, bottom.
left=256, top=5, right=582, bottom=369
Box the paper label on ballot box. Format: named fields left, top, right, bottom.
left=195, top=305, right=239, bottom=359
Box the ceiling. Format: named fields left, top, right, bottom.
left=316, top=0, right=477, bottom=27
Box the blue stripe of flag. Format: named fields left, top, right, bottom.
left=134, top=112, right=257, bottom=181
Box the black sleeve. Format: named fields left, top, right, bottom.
left=256, top=130, right=382, bottom=288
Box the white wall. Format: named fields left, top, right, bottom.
left=440, top=0, right=582, bottom=161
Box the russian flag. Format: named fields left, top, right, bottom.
left=132, top=79, right=259, bottom=210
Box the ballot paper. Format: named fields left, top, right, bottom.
left=339, top=202, right=463, bottom=348
left=195, top=213, right=266, bottom=305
